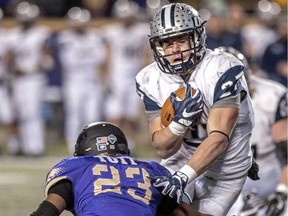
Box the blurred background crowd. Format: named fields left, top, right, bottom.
left=0, top=0, right=286, bottom=158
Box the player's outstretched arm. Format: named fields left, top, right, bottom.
left=30, top=193, right=64, bottom=216
left=31, top=180, right=73, bottom=216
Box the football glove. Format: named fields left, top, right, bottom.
left=147, top=171, right=192, bottom=204
left=266, top=188, right=287, bottom=216
left=240, top=191, right=266, bottom=216
left=247, top=157, right=260, bottom=181
left=170, top=83, right=203, bottom=128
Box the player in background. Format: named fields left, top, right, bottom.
left=55, top=7, right=109, bottom=154
left=5, top=2, right=52, bottom=156
left=103, top=0, right=152, bottom=154
left=135, top=3, right=257, bottom=215
left=266, top=92, right=287, bottom=216
left=30, top=121, right=209, bottom=216
left=0, top=8, right=15, bottom=152
left=214, top=47, right=287, bottom=216
left=260, top=13, right=287, bottom=87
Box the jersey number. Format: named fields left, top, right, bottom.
left=92, top=164, right=152, bottom=205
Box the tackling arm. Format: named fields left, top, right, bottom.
left=30, top=180, right=73, bottom=216
left=30, top=194, right=64, bottom=216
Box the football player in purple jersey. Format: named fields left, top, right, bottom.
left=30, top=121, right=208, bottom=216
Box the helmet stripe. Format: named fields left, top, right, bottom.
left=170, top=4, right=176, bottom=26
left=160, top=6, right=166, bottom=28
left=162, top=4, right=175, bottom=29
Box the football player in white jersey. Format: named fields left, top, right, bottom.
left=267, top=92, right=288, bottom=216
left=103, top=0, right=152, bottom=154
left=6, top=2, right=52, bottom=156
left=57, top=7, right=109, bottom=154
left=135, top=3, right=256, bottom=215
left=215, top=47, right=287, bottom=216
left=0, top=9, right=15, bottom=152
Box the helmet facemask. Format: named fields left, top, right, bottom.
left=150, top=27, right=206, bottom=74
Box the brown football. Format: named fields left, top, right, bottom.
left=161, top=87, right=196, bottom=127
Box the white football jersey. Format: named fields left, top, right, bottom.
left=242, top=23, right=277, bottom=59
left=249, top=75, right=287, bottom=170
left=57, top=28, right=107, bottom=82
left=0, top=28, right=14, bottom=124
left=136, top=49, right=254, bottom=180
left=0, top=28, right=11, bottom=78
left=227, top=75, right=287, bottom=216
left=104, top=22, right=150, bottom=87
left=9, top=25, right=51, bottom=74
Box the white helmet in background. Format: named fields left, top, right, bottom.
left=15, top=1, right=40, bottom=23
left=67, top=7, right=91, bottom=26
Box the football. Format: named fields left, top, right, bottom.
left=161, top=87, right=196, bottom=127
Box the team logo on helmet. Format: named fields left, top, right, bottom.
left=107, top=134, right=117, bottom=144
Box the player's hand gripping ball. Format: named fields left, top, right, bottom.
left=161, top=85, right=203, bottom=127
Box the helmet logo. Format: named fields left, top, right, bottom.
left=107, top=134, right=117, bottom=144
left=96, top=136, right=108, bottom=151
left=165, top=28, right=173, bottom=33
left=163, top=26, right=179, bottom=34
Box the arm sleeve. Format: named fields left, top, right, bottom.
left=146, top=109, right=161, bottom=122
left=30, top=201, right=59, bottom=216
left=212, top=93, right=241, bottom=109
left=48, top=179, right=74, bottom=210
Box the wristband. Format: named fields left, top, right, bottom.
left=179, top=164, right=197, bottom=183
left=276, top=183, right=288, bottom=194
left=169, top=121, right=188, bottom=136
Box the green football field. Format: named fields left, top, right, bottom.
left=0, top=155, right=73, bottom=216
